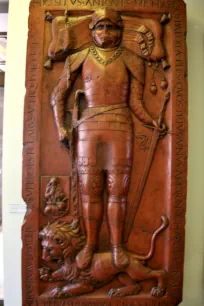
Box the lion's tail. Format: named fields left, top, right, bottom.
left=133, top=215, right=169, bottom=261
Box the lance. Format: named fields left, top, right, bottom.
left=124, top=92, right=170, bottom=242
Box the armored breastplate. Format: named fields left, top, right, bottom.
left=82, top=48, right=129, bottom=108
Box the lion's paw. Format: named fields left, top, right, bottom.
left=39, top=267, right=53, bottom=282
left=50, top=286, right=72, bottom=298
left=108, top=285, right=141, bottom=298
left=108, top=288, right=124, bottom=298
left=50, top=287, right=62, bottom=298
left=151, top=286, right=166, bottom=298
left=40, top=273, right=50, bottom=282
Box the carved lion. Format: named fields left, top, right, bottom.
left=39, top=217, right=168, bottom=299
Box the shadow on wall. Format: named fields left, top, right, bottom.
left=0, top=2, right=9, bottom=14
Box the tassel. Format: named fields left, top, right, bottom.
left=44, top=58, right=53, bottom=70
left=45, top=11, right=53, bottom=22
left=160, top=14, right=168, bottom=24
left=150, top=82, right=157, bottom=95
left=161, top=58, right=170, bottom=70
left=160, top=78, right=168, bottom=90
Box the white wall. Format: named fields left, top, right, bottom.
left=0, top=14, right=8, bottom=32
left=3, top=0, right=30, bottom=305
left=2, top=1, right=204, bottom=306
left=181, top=17, right=204, bottom=306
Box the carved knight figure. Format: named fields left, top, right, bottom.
left=50, top=8, right=167, bottom=271
left=22, top=1, right=188, bottom=303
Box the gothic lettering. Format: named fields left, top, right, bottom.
left=67, top=0, right=176, bottom=8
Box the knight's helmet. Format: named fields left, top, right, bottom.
left=89, top=8, right=124, bottom=29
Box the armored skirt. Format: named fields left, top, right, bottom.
left=77, top=106, right=133, bottom=175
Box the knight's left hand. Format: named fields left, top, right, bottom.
left=153, top=121, right=168, bottom=138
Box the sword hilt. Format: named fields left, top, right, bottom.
left=72, top=89, right=84, bottom=122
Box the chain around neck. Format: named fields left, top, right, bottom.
left=90, top=45, right=123, bottom=66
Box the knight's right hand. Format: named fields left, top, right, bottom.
left=58, top=127, right=70, bottom=150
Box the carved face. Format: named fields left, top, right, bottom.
left=92, top=19, right=122, bottom=49
left=41, top=237, right=63, bottom=262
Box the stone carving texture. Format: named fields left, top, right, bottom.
left=43, top=177, right=69, bottom=218
left=22, top=1, right=188, bottom=306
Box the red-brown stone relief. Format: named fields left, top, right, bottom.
left=22, top=1, right=187, bottom=305
left=41, top=176, right=70, bottom=218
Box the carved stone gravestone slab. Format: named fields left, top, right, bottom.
left=22, top=1, right=187, bottom=305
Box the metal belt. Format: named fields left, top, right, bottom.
left=72, top=103, right=127, bottom=129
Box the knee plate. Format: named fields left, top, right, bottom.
left=79, top=171, right=104, bottom=196
left=107, top=169, right=130, bottom=197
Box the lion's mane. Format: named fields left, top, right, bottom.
left=39, top=218, right=85, bottom=259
